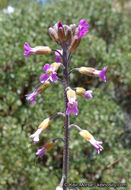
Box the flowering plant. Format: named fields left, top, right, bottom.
left=24, top=19, right=107, bottom=189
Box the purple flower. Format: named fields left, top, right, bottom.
left=66, top=101, right=78, bottom=115
left=36, top=147, right=47, bottom=158
left=58, top=21, right=63, bottom=28
left=99, top=66, right=108, bottom=82
left=40, top=64, right=58, bottom=83
left=29, top=128, right=42, bottom=143
left=78, top=19, right=89, bottom=39
left=24, top=42, right=34, bottom=59
left=55, top=50, right=62, bottom=63
left=94, top=66, right=108, bottom=82
left=89, top=139, right=103, bottom=154
left=25, top=90, right=38, bottom=104
left=84, top=90, right=93, bottom=100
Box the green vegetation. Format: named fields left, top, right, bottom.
left=0, top=0, right=131, bottom=189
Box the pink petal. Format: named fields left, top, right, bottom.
left=40, top=73, right=50, bottom=83
left=50, top=72, right=58, bottom=82
left=43, top=64, right=51, bottom=72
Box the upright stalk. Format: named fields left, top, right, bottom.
left=62, top=44, right=70, bottom=189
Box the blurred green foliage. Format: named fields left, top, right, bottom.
left=0, top=0, right=131, bottom=189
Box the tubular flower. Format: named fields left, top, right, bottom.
left=25, top=82, right=50, bottom=104
left=36, top=141, right=55, bottom=158
left=29, top=118, right=50, bottom=143
left=66, top=88, right=78, bottom=115
left=55, top=50, right=62, bottom=63
left=40, top=64, right=58, bottom=83
left=79, top=130, right=103, bottom=154
left=78, top=66, right=108, bottom=82
left=78, top=19, right=89, bottom=39
left=76, top=87, right=93, bottom=100
left=24, top=42, right=51, bottom=59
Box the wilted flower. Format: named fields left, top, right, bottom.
left=29, top=128, right=43, bottom=143
left=66, top=88, right=78, bottom=115
left=79, top=130, right=103, bottom=154
left=25, top=82, right=50, bottom=104
left=40, top=64, right=58, bottom=83
left=36, top=141, right=55, bottom=158
left=78, top=19, right=89, bottom=39
left=25, top=90, right=38, bottom=104
left=75, top=87, right=93, bottom=100
left=24, top=42, right=51, bottom=59
left=30, top=118, right=50, bottom=143
left=78, top=66, right=108, bottom=82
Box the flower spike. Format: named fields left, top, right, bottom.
left=79, top=130, right=103, bottom=154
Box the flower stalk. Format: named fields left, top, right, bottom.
left=62, top=44, right=70, bottom=189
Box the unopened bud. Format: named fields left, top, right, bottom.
left=66, top=28, right=72, bottom=42
left=58, top=27, right=66, bottom=41
left=49, top=27, right=59, bottom=42
left=69, top=35, right=81, bottom=52
left=70, top=24, right=76, bottom=35
left=37, top=81, right=50, bottom=94
left=75, top=87, right=86, bottom=96
left=51, top=62, right=61, bottom=71
left=38, top=118, right=50, bottom=131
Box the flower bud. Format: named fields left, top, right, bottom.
left=66, top=28, right=72, bottom=42
left=70, top=24, right=76, bottom=35
left=38, top=118, right=50, bottom=131
left=58, top=22, right=66, bottom=41
left=51, top=62, right=61, bottom=71
left=37, top=81, right=50, bottom=94
left=79, top=130, right=93, bottom=141
left=69, top=35, right=81, bottom=52
left=49, top=27, right=59, bottom=42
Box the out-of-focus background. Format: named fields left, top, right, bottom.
left=0, top=0, right=131, bottom=189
